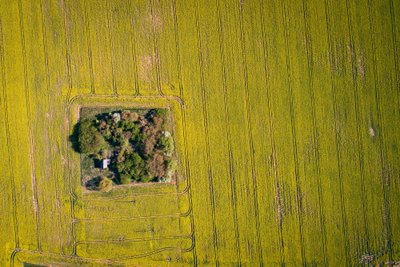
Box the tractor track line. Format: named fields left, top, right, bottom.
left=171, top=0, right=183, bottom=98
left=61, top=0, right=73, bottom=103
left=281, top=0, right=306, bottom=265
left=388, top=0, right=400, bottom=198
left=0, top=18, right=20, bottom=249
left=367, top=0, right=393, bottom=259
left=389, top=0, right=400, bottom=117
left=83, top=0, right=95, bottom=95
left=17, top=0, right=42, bottom=251
left=323, top=0, right=351, bottom=264
left=106, top=0, right=118, bottom=96
left=10, top=245, right=194, bottom=265
left=162, top=5, right=188, bottom=255
left=67, top=94, right=184, bottom=110
left=345, top=0, right=370, bottom=254
left=65, top=100, right=78, bottom=255
left=39, top=0, right=64, bottom=253
left=216, top=0, right=242, bottom=264
left=388, top=1, right=400, bottom=237
left=127, top=0, right=140, bottom=96
left=76, top=234, right=193, bottom=245
left=83, top=182, right=189, bottom=200
left=150, top=0, right=164, bottom=96
left=194, top=1, right=219, bottom=264
left=172, top=0, right=198, bottom=262
left=237, top=1, right=263, bottom=264
left=301, top=0, right=328, bottom=264
left=178, top=78, right=198, bottom=265
left=60, top=3, right=76, bottom=253
left=83, top=184, right=189, bottom=201
left=76, top=211, right=189, bottom=222
left=258, top=1, right=285, bottom=265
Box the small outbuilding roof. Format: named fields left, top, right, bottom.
left=102, top=159, right=111, bottom=169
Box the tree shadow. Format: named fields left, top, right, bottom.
left=85, top=176, right=102, bottom=191
left=69, top=121, right=81, bottom=153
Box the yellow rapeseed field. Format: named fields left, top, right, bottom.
left=0, top=0, right=399, bottom=266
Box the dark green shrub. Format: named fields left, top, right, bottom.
left=120, top=120, right=139, bottom=132
left=115, top=152, right=148, bottom=182
left=126, top=153, right=147, bottom=181
left=78, top=119, right=107, bottom=154
left=130, top=132, right=145, bottom=144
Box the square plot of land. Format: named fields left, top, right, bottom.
left=65, top=95, right=193, bottom=261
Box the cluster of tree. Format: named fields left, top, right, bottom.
left=77, top=109, right=176, bottom=189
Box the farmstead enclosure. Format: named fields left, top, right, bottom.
left=0, top=0, right=399, bottom=266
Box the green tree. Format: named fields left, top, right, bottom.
left=116, top=152, right=150, bottom=182
left=127, top=153, right=146, bottom=180
left=78, top=119, right=107, bottom=154
left=120, top=119, right=139, bottom=133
